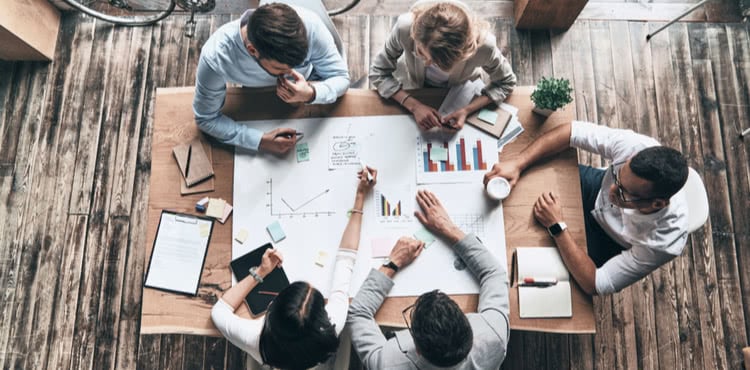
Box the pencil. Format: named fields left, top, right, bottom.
left=258, top=290, right=279, bottom=296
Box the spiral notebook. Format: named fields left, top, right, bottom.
left=230, top=243, right=290, bottom=316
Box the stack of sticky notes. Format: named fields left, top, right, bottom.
left=315, top=251, right=328, bottom=267
left=200, top=198, right=233, bottom=224
left=235, top=228, right=249, bottom=244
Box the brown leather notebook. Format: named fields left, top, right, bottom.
left=466, top=107, right=512, bottom=138
left=173, top=139, right=215, bottom=195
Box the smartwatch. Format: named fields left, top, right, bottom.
left=382, top=260, right=400, bottom=272
left=547, top=221, right=568, bottom=237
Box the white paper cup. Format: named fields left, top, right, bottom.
left=486, top=177, right=511, bottom=200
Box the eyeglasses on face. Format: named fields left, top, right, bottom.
left=402, top=303, right=415, bottom=331
left=610, top=162, right=655, bottom=203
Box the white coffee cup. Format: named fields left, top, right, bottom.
left=486, top=177, right=511, bottom=200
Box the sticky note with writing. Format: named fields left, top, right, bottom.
left=296, top=142, right=310, bottom=162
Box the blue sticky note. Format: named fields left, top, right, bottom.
left=414, top=228, right=436, bottom=247
left=430, top=146, right=448, bottom=162
left=477, top=109, right=498, bottom=125
left=266, top=221, right=286, bottom=242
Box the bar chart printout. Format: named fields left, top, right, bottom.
left=416, top=131, right=497, bottom=184
left=374, top=186, right=414, bottom=223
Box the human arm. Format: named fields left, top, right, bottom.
left=303, top=18, right=350, bottom=104
left=347, top=238, right=423, bottom=368
left=441, top=95, right=494, bottom=131
left=392, top=89, right=442, bottom=130
left=210, top=248, right=282, bottom=359
left=480, top=36, right=517, bottom=105
left=326, top=167, right=378, bottom=334
left=483, top=122, right=573, bottom=188
left=369, top=14, right=408, bottom=99
left=595, top=243, right=680, bottom=294
left=414, top=190, right=509, bottom=318
left=533, top=192, right=597, bottom=294
left=194, top=57, right=297, bottom=154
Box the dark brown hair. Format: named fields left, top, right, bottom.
left=248, top=3, right=308, bottom=67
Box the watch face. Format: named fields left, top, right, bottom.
left=549, top=223, right=562, bottom=235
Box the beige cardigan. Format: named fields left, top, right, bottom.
left=369, top=5, right=517, bottom=104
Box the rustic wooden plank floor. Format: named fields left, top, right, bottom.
left=0, top=11, right=749, bottom=370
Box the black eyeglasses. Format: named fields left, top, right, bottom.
left=402, top=304, right=415, bottom=331
left=610, top=162, right=655, bottom=203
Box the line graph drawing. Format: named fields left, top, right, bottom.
left=265, top=179, right=335, bottom=218
left=451, top=213, right=485, bottom=237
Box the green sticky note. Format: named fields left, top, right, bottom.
left=430, top=146, right=448, bottom=162
left=266, top=220, right=286, bottom=242
left=296, top=142, right=310, bottom=162
left=477, top=109, right=498, bottom=125
left=414, top=228, right=436, bottom=247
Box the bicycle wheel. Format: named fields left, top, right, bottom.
left=60, top=0, right=176, bottom=26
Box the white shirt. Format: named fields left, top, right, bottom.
left=211, top=248, right=357, bottom=367
left=424, top=64, right=450, bottom=87
left=569, top=121, right=689, bottom=295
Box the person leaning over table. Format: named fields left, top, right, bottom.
left=370, top=0, right=517, bottom=132
left=347, top=189, right=510, bottom=369
left=484, top=121, right=689, bottom=295
left=211, top=167, right=377, bottom=369
left=193, top=2, right=349, bottom=156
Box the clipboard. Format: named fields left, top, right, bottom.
left=466, top=106, right=513, bottom=138
left=230, top=243, right=290, bottom=316
left=144, top=210, right=214, bottom=296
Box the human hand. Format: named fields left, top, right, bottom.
left=414, top=190, right=465, bottom=244
left=441, top=108, right=468, bottom=131
left=483, top=159, right=522, bottom=188
left=356, top=166, right=378, bottom=195
left=257, top=248, right=283, bottom=277
left=410, top=102, right=442, bottom=131
left=533, top=192, right=563, bottom=228
left=276, top=69, right=315, bottom=103
left=259, top=128, right=297, bottom=155
left=388, top=237, right=425, bottom=269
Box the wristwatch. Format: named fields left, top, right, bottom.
left=547, top=222, right=568, bottom=237
left=382, top=260, right=400, bottom=272
left=248, top=267, right=264, bottom=284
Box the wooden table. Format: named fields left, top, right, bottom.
left=140, top=86, right=595, bottom=335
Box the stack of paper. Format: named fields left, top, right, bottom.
left=496, top=103, right=524, bottom=152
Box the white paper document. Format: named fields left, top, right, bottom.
left=145, top=212, right=213, bottom=295
left=328, top=135, right=361, bottom=169
left=416, top=127, right=499, bottom=184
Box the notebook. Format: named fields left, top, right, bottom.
left=513, top=247, right=572, bottom=318
left=466, top=106, right=513, bottom=138
left=230, top=243, right=290, bottom=316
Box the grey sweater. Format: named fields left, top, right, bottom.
left=347, top=234, right=510, bottom=369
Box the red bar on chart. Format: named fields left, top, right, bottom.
left=427, top=143, right=437, bottom=172
left=477, top=140, right=487, bottom=170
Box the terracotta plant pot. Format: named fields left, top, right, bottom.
left=532, top=105, right=555, bottom=117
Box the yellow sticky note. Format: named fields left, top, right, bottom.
left=315, top=251, right=328, bottom=267
left=199, top=223, right=210, bottom=237
left=206, top=198, right=225, bottom=219
left=235, top=228, right=248, bottom=244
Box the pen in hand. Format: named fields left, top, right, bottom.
left=275, top=131, right=304, bottom=140
left=360, top=160, right=374, bottom=183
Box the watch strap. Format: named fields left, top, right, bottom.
left=383, top=261, right=400, bottom=272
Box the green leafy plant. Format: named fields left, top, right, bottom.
left=531, top=77, right=573, bottom=111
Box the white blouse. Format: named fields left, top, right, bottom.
left=211, top=248, right=358, bottom=366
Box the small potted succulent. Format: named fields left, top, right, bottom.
left=530, top=77, right=573, bottom=117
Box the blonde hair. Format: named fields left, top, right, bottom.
left=411, top=2, right=490, bottom=71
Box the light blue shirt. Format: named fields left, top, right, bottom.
left=193, top=7, right=350, bottom=151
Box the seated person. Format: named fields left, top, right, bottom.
left=211, top=167, right=377, bottom=369
left=347, top=190, right=510, bottom=369
left=370, top=0, right=517, bottom=131
left=484, top=121, right=689, bottom=295
left=194, top=2, right=350, bottom=155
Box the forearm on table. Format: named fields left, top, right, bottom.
left=392, top=89, right=419, bottom=113
left=219, top=274, right=261, bottom=310
left=452, top=234, right=508, bottom=314
left=461, top=95, right=493, bottom=116
left=339, top=192, right=366, bottom=250
left=553, top=230, right=596, bottom=295
left=516, top=122, right=573, bottom=171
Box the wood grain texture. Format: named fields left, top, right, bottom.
left=1, top=12, right=750, bottom=370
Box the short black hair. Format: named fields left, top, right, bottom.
left=630, top=146, right=688, bottom=199
left=410, top=290, right=473, bottom=367
left=248, top=3, right=308, bottom=67
left=259, top=282, right=338, bottom=369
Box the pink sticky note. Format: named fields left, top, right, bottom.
left=371, top=237, right=396, bottom=258
left=218, top=203, right=233, bottom=224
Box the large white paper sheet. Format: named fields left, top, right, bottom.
left=234, top=115, right=506, bottom=297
